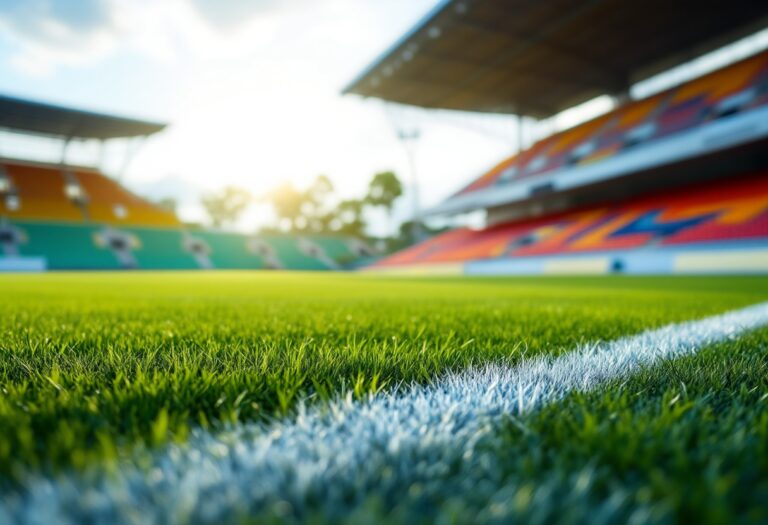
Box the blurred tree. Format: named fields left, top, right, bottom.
left=305, top=175, right=334, bottom=208
left=365, top=171, right=403, bottom=216
left=201, top=186, right=252, bottom=228
left=365, top=171, right=403, bottom=236
left=267, top=182, right=306, bottom=232
left=389, top=219, right=448, bottom=252
left=261, top=172, right=406, bottom=238
left=334, top=199, right=366, bottom=236
left=156, top=197, right=178, bottom=214
left=303, top=175, right=335, bottom=232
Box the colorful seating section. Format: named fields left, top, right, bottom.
left=0, top=160, right=373, bottom=271
left=75, top=170, right=180, bottom=226
left=0, top=162, right=83, bottom=221
left=4, top=220, right=369, bottom=270
left=0, top=159, right=179, bottom=227
left=376, top=173, right=768, bottom=267
left=456, top=51, right=768, bottom=196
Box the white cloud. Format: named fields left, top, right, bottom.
left=0, top=0, right=304, bottom=74
left=0, top=0, right=117, bottom=74
left=187, top=0, right=316, bottom=30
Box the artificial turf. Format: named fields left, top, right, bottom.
left=0, top=272, right=767, bottom=488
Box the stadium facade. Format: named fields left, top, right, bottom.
left=0, top=96, right=372, bottom=271
left=346, top=0, right=768, bottom=275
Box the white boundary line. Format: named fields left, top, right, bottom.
left=4, top=301, right=768, bottom=524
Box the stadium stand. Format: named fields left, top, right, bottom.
left=75, top=169, right=180, bottom=226
left=312, top=236, right=374, bottom=264
left=347, top=0, right=768, bottom=275
left=2, top=217, right=370, bottom=271
left=0, top=159, right=180, bottom=226
left=376, top=174, right=767, bottom=266
left=192, top=231, right=265, bottom=269
left=0, top=96, right=372, bottom=271
left=13, top=221, right=119, bottom=270
left=266, top=237, right=331, bottom=271
left=0, top=160, right=84, bottom=222
left=452, top=51, right=768, bottom=197
left=125, top=227, right=200, bottom=270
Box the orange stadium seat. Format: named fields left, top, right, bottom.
left=0, top=161, right=179, bottom=227
left=75, top=170, right=180, bottom=227
left=454, top=51, right=768, bottom=197
left=0, top=161, right=84, bottom=221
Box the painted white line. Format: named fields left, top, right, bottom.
left=4, top=302, right=768, bottom=524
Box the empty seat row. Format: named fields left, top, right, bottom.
left=378, top=173, right=768, bottom=267
left=456, top=51, right=768, bottom=196
left=0, top=160, right=179, bottom=227
left=0, top=219, right=368, bottom=271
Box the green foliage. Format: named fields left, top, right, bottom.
left=304, top=174, right=334, bottom=208
left=392, top=220, right=449, bottom=251
left=0, top=273, right=766, bottom=491
left=334, top=199, right=366, bottom=236
left=201, top=186, right=252, bottom=228
left=266, top=182, right=305, bottom=231
left=155, top=197, right=178, bottom=214
left=365, top=171, right=403, bottom=214
left=264, top=171, right=403, bottom=237
left=265, top=176, right=345, bottom=234
left=302, top=175, right=335, bottom=233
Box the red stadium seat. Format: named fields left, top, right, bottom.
left=376, top=174, right=768, bottom=267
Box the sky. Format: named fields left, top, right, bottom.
left=1, top=1, right=766, bottom=234
left=0, top=0, right=528, bottom=233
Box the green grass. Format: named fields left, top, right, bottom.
left=326, top=327, right=768, bottom=524
left=502, top=328, right=768, bottom=524
left=0, top=273, right=767, bottom=485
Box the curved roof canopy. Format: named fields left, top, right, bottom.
left=0, top=95, right=166, bottom=139
left=344, top=0, right=768, bottom=118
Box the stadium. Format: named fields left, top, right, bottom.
left=1, top=1, right=767, bottom=523
left=0, top=96, right=373, bottom=271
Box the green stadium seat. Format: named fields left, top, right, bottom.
left=260, top=236, right=330, bottom=270
left=127, top=227, right=200, bottom=270
left=194, top=231, right=265, bottom=269
left=14, top=221, right=119, bottom=269
left=2, top=220, right=369, bottom=271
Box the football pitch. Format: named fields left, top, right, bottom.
left=1, top=273, right=767, bottom=523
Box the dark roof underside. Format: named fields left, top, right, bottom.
left=344, top=0, right=768, bottom=118
left=0, top=95, right=166, bottom=139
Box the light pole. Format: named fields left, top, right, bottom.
left=396, top=128, right=423, bottom=241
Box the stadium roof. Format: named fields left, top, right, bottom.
left=344, top=0, right=768, bottom=118
left=0, top=95, right=166, bottom=139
